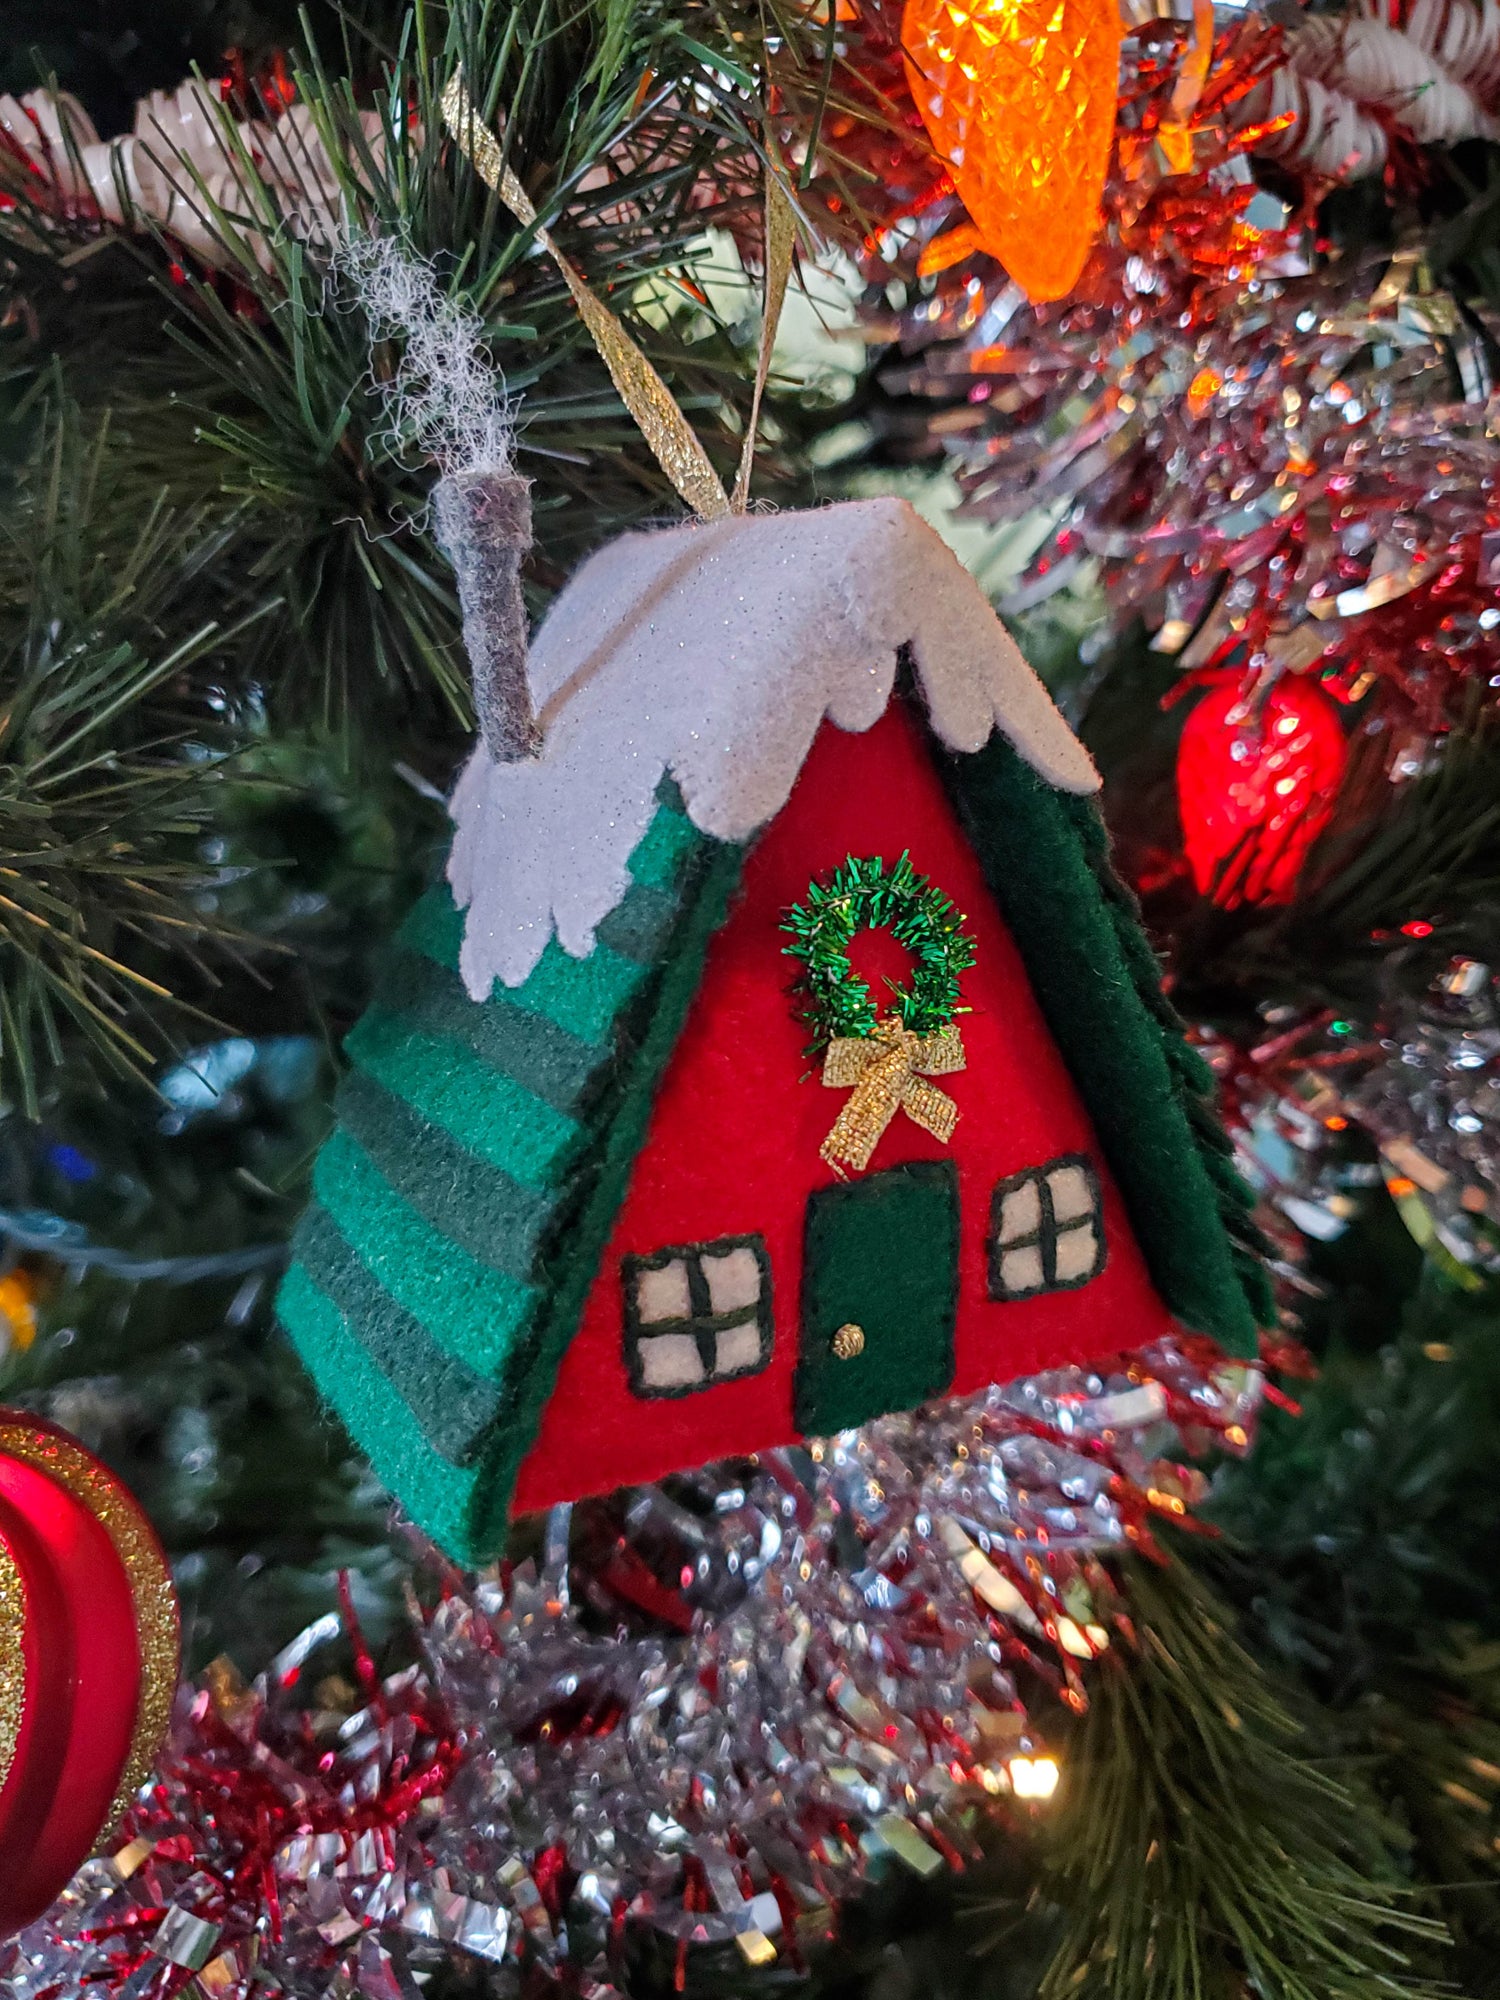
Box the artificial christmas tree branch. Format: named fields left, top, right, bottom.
left=1037, top=1549, right=1446, bottom=2000
left=0, top=399, right=273, bottom=1111
left=1203, top=1284, right=1500, bottom=2000
left=0, top=4, right=1498, bottom=1996
left=0, top=0, right=873, bottom=1098
left=1, top=0, right=870, bottom=735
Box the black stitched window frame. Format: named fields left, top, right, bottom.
left=622, top=1233, right=774, bottom=1400
left=987, top=1153, right=1106, bottom=1303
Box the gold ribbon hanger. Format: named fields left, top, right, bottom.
left=441, top=70, right=796, bottom=523
left=733, top=143, right=797, bottom=512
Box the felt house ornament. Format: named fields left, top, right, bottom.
left=279, top=495, right=1270, bottom=1565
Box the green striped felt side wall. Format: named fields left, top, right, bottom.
left=277, top=790, right=741, bottom=1562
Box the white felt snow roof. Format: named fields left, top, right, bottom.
left=447, top=495, right=1099, bottom=998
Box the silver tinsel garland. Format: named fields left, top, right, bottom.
left=5, top=1344, right=1258, bottom=2000
left=1220, top=956, right=1500, bottom=1284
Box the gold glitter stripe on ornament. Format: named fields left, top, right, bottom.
left=441, top=71, right=732, bottom=524
left=820, top=1018, right=965, bottom=1173
left=0, top=1421, right=179, bottom=1837
left=0, top=1531, right=23, bottom=1796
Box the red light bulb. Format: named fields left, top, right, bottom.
left=1176, top=675, right=1349, bottom=907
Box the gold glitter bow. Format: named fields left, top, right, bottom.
left=820, top=1017, right=966, bottom=1174
left=441, top=71, right=796, bottom=523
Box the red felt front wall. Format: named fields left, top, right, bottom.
left=513, top=701, right=1177, bottom=1512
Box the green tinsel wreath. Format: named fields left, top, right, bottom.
left=781, top=852, right=977, bottom=1047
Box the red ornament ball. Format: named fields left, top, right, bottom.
left=1176, top=673, right=1349, bottom=907
left=0, top=1411, right=178, bottom=1938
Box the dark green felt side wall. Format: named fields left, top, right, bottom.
left=940, top=734, right=1270, bottom=1357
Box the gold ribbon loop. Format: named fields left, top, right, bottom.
left=820, top=1017, right=966, bottom=1174
left=442, top=69, right=798, bottom=523
left=441, top=70, right=732, bottom=522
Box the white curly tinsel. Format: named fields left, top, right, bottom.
left=1244, top=0, right=1500, bottom=177
left=0, top=79, right=405, bottom=271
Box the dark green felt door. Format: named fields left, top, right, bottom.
left=795, top=1160, right=959, bottom=1435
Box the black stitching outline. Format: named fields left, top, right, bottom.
left=986, top=1153, right=1106, bottom=1302
left=621, top=1232, right=775, bottom=1399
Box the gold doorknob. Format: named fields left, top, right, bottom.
left=831, top=1322, right=866, bottom=1360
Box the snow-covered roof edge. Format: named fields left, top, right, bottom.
left=447, top=496, right=1099, bottom=999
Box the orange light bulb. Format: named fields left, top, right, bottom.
left=902, top=0, right=1122, bottom=303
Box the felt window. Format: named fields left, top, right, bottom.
left=987, top=1155, right=1105, bottom=1302
left=623, top=1235, right=773, bottom=1398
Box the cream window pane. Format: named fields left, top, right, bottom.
left=636, top=1259, right=693, bottom=1324
left=703, top=1244, right=763, bottom=1316
left=638, top=1332, right=705, bottom=1389
left=1000, top=1245, right=1046, bottom=1295
left=999, top=1178, right=1042, bottom=1242
left=715, top=1321, right=762, bottom=1377
left=1053, top=1223, right=1099, bottom=1284
left=1048, top=1164, right=1095, bottom=1224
